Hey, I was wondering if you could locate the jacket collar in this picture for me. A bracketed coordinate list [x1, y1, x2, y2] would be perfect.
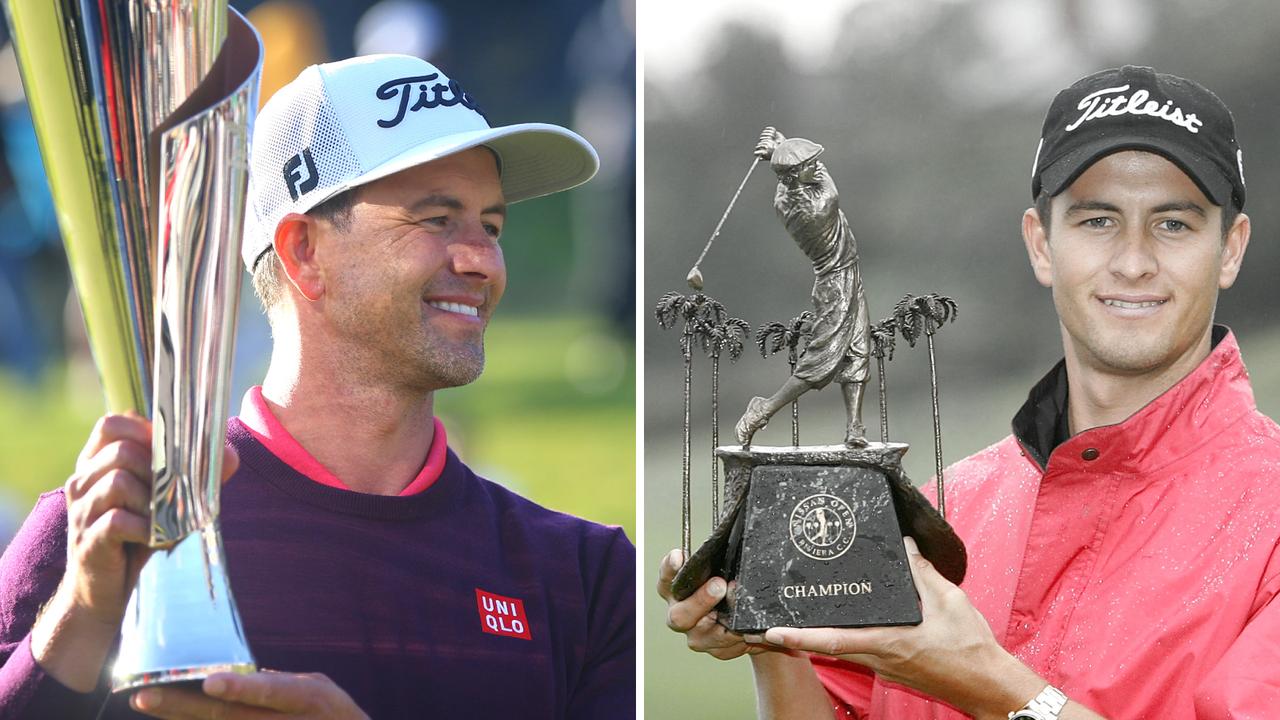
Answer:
[1012, 325, 1256, 475]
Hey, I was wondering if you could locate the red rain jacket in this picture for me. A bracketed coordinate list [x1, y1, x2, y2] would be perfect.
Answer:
[815, 328, 1280, 718]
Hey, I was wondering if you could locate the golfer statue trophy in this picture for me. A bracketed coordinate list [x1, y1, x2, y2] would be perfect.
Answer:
[658, 127, 967, 632]
[4, 0, 263, 689]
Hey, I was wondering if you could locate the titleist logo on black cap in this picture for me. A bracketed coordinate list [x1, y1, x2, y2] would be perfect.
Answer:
[375, 74, 486, 128]
[1067, 84, 1202, 134]
[1031, 66, 1245, 208]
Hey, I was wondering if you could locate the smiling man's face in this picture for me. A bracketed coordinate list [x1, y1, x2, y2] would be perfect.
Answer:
[315, 147, 507, 392]
[1023, 150, 1249, 380]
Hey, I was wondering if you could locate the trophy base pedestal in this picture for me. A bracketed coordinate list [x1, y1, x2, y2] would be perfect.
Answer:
[726, 445, 920, 633]
[113, 663, 258, 693]
[672, 442, 967, 632]
[112, 526, 257, 691]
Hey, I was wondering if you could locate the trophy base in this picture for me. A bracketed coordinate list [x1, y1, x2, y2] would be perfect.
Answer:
[112, 526, 257, 692]
[112, 662, 258, 693]
[727, 445, 920, 632]
[671, 442, 967, 632]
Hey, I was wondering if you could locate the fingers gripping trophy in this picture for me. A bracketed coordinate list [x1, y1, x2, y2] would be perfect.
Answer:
[662, 126, 966, 632]
[735, 127, 873, 449]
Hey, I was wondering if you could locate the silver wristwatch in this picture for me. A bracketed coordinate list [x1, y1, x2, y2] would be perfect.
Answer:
[1008, 685, 1068, 720]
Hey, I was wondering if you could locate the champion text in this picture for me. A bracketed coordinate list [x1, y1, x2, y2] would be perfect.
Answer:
[781, 581, 874, 599]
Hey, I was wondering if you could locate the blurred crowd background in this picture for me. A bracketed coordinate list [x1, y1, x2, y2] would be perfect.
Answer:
[0, 0, 635, 544]
[644, 0, 1280, 714]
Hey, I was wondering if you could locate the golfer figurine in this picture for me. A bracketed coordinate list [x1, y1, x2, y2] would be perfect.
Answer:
[735, 126, 871, 448]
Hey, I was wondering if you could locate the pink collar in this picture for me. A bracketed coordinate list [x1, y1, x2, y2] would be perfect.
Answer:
[236, 386, 447, 496]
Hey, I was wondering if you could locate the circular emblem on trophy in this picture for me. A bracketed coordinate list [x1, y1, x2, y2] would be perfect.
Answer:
[789, 493, 858, 560]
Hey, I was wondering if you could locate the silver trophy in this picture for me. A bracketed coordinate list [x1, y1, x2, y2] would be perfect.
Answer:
[4, 0, 262, 690]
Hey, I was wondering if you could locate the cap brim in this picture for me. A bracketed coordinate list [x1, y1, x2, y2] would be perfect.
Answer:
[1037, 136, 1233, 207]
[296, 122, 599, 213]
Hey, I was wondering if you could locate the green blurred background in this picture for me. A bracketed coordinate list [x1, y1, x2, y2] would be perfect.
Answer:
[0, 312, 635, 538]
[0, 0, 635, 544]
[644, 0, 1280, 715]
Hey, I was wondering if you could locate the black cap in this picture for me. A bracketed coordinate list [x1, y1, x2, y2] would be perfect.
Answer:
[1031, 65, 1245, 209]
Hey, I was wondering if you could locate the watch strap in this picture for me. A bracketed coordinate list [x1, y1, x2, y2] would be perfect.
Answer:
[1008, 684, 1068, 720]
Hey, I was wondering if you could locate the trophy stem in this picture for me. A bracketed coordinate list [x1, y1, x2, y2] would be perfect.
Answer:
[710, 357, 720, 524]
[113, 525, 256, 690]
[788, 360, 800, 445]
[681, 335, 692, 559]
[927, 335, 945, 518]
[876, 358, 889, 443]
[791, 400, 800, 447]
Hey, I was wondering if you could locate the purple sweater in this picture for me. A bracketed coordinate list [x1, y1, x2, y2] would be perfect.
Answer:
[0, 419, 635, 718]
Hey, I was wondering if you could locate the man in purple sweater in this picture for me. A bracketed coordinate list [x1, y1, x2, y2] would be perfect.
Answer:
[0, 55, 634, 719]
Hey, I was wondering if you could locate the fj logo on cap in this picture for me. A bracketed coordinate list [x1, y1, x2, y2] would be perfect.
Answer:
[475, 588, 532, 640]
[283, 148, 320, 201]
[375, 73, 486, 129]
[1066, 85, 1203, 134]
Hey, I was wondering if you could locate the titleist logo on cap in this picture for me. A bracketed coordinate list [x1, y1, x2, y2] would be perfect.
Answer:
[375, 73, 486, 129]
[1066, 84, 1202, 134]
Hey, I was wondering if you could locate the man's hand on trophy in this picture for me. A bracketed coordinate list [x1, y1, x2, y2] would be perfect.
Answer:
[30, 412, 241, 692]
[755, 126, 785, 160]
[61, 412, 156, 624]
[658, 549, 775, 660]
[130, 671, 370, 720]
[61, 412, 240, 624]
[760, 538, 1050, 719]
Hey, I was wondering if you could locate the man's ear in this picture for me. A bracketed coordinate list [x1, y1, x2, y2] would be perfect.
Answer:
[1218, 212, 1250, 290]
[1022, 207, 1054, 288]
[273, 213, 325, 302]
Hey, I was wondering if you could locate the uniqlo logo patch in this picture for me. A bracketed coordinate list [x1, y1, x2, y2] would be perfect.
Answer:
[475, 588, 532, 640]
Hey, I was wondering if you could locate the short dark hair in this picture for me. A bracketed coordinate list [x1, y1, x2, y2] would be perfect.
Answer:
[250, 189, 360, 312]
[307, 188, 358, 232]
[1034, 190, 1053, 236]
[1034, 189, 1241, 239]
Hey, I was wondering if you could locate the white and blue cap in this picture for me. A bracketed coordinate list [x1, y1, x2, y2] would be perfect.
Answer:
[242, 54, 600, 269]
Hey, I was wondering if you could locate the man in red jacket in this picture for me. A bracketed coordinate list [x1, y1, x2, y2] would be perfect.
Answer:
[661, 66, 1279, 719]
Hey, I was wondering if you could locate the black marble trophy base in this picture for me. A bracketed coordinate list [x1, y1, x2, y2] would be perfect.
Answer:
[671, 442, 967, 633]
[726, 445, 919, 632]
[731, 457, 919, 631]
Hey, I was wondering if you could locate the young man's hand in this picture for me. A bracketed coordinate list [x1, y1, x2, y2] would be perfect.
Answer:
[764, 538, 1103, 720]
[657, 549, 772, 660]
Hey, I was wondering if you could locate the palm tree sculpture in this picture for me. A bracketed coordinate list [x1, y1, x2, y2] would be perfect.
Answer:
[754, 311, 815, 446]
[698, 310, 750, 524]
[869, 317, 898, 444]
[893, 293, 959, 517]
[655, 291, 711, 558]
